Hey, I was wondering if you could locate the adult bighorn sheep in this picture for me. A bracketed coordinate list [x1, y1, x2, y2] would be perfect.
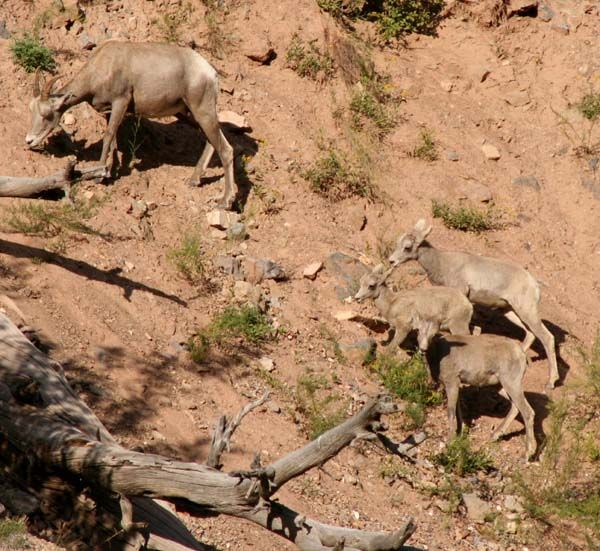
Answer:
[25, 41, 236, 209]
[415, 316, 536, 461]
[389, 219, 558, 391]
[354, 264, 473, 349]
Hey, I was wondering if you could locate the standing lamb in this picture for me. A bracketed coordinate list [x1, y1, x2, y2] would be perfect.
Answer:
[25, 41, 236, 209]
[388, 219, 558, 391]
[416, 316, 537, 461]
[354, 264, 473, 349]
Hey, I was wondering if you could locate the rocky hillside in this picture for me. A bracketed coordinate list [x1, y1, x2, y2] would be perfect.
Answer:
[0, 0, 599, 549]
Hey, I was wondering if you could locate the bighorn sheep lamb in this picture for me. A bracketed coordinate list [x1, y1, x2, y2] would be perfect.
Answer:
[25, 41, 236, 209]
[389, 219, 558, 391]
[354, 264, 473, 349]
[416, 316, 536, 460]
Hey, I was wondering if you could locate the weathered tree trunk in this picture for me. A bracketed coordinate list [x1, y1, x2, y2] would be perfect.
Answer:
[0, 161, 106, 198]
[0, 313, 419, 550]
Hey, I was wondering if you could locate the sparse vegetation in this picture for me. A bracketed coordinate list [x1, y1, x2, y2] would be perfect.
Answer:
[433, 431, 494, 476]
[155, 2, 193, 42]
[578, 91, 600, 122]
[553, 92, 600, 158]
[371, 352, 442, 428]
[286, 34, 335, 82]
[303, 147, 376, 201]
[0, 517, 27, 547]
[513, 334, 600, 543]
[317, 0, 445, 40]
[10, 34, 56, 73]
[350, 71, 397, 137]
[168, 231, 209, 286]
[4, 199, 97, 238]
[295, 372, 347, 439]
[410, 128, 438, 161]
[188, 305, 274, 364]
[431, 199, 500, 233]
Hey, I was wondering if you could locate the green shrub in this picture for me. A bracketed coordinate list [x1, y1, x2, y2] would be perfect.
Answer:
[11, 35, 56, 73]
[371, 352, 442, 427]
[286, 34, 335, 82]
[433, 431, 494, 476]
[168, 232, 208, 285]
[303, 148, 376, 201]
[295, 372, 347, 439]
[410, 128, 438, 161]
[0, 517, 27, 547]
[431, 199, 500, 233]
[317, 0, 445, 40]
[578, 92, 600, 122]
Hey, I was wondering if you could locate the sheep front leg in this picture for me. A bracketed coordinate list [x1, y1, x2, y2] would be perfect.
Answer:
[444, 381, 461, 439]
[99, 97, 130, 178]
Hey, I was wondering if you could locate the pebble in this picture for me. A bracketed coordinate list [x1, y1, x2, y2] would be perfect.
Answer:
[303, 261, 323, 280]
[481, 143, 501, 160]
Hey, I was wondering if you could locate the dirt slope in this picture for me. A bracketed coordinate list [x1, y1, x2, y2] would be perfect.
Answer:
[0, 0, 599, 549]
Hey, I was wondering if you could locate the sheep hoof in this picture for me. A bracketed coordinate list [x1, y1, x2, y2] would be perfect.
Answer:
[187, 177, 201, 188]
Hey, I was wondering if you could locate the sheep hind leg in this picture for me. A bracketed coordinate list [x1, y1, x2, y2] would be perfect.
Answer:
[504, 310, 535, 351]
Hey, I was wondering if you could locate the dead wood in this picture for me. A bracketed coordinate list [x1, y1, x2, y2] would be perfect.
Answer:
[0, 160, 106, 198]
[0, 313, 417, 550]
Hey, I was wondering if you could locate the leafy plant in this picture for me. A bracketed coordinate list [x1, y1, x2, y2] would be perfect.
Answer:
[578, 91, 600, 122]
[433, 431, 494, 476]
[11, 34, 56, 72]
[168, 232, 209, 286]
[371, 352, 442, 428]
[295, 372, 347, 439]
[303, 147, 376, 201]
[156, 2, 193, 42]
[286, 34, 335, 82]
[0, 517, 27, 547]
[410, 128, 438, 161]
[431, 199, 501, 233]
[4, 199, 97, 237]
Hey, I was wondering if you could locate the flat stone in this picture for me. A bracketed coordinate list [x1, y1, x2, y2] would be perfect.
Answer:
[214, 255, 243, 278]
[446, 150, 460, 161]
[503, 495, 525, 513]
[481, 143, 501, 160]
[440, 80, 454, 92]
[233, 280, 263, 306]
[227, 222, 247, 241]
[459, 181, 493, 203]
[507, 0, 538, 17]
[258, 356, 275, 371]
[242, 257, 285, 284]
[337, 338, 376, 365]
[303, 261, 323, 280]
[538, 2, 555, 21]
[324, 252, 370, 300]
[206, 209, 240, 230]
[462, 493, 492, 523]
[513, 175, 540, 191]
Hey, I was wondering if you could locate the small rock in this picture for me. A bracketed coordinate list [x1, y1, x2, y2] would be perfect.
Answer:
[242, 257, 285, 284]
[446, 150, 460, 161]
[214, 255, 243, 278]
[481, 143, 501, 160]
[150, 429, 167, 442]
[123, 261, 135, 272]
[434, 498, 454, 513]
[503, 495, 525, 513]
[79, 33, 96, 50]
[227, 222, 247, 241]
[507, 0, 538, 17]
[129, 199, 148, 219]
[269, 402, 281, 414]
[337, 338, 376, 365]
[538, 2, 555, 21]
[303, 261, 323, 280]
[513, 175, 540, 191]
[219, 110, 250, 130]
[506, 519, 518, 534]
[440, 80, 454, 92]
[462, 493, 492, 523]
[258, 356, 275, 372]
[325, 252, 370, 301]
[0, 21, 10, 39]
[475, 66, 491, 83]
[207, 209, 240, 230]
[459, 181, 493, 203]
[551, 21, 569, 34]
[62, 112, 76, 126]
[233, 280, 263, 306]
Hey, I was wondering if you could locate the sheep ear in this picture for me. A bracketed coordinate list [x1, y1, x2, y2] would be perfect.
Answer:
[414, 219, 432, 242]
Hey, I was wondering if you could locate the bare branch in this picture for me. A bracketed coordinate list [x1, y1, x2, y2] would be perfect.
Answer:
[206, 392, 270, 469]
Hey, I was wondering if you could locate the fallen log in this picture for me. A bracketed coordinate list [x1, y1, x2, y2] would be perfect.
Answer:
[0, 313, 418, 550]
[0, 160, 106, 198]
